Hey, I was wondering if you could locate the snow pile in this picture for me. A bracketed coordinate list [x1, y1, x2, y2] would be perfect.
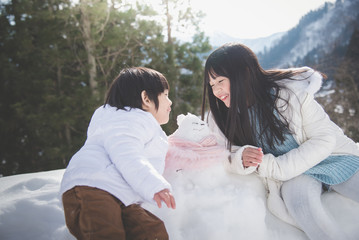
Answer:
[0, 170, 75, 240]
[1, 166, 359, 240]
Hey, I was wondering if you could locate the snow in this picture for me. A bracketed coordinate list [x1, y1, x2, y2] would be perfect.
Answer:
[1, 166, 359, 240]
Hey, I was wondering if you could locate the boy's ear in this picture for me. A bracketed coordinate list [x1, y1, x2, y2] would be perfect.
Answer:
[141, 90, 151, 109]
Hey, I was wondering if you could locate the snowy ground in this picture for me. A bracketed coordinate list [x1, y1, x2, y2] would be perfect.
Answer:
[1, 166, 359, 240]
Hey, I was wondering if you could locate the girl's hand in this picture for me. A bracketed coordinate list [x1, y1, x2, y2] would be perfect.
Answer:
[153, 189, 176, 209]
[242, 147, 263, 168]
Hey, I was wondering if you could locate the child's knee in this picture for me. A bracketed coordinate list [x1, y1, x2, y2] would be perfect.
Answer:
[62, 188, 82, 238]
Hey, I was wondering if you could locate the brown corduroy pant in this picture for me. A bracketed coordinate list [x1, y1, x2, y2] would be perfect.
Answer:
[62, 186, 169, 240]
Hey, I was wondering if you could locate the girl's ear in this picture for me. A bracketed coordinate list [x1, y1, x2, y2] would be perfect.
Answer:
[141, 90, 151, 110]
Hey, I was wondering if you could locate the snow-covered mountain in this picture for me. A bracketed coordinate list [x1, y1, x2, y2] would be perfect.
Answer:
[209, 31, 285, 54]
[258, 0, 359, 68]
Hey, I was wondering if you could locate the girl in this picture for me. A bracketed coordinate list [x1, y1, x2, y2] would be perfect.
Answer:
[201, 43, 359, 240]
[60, 67, 175, 240]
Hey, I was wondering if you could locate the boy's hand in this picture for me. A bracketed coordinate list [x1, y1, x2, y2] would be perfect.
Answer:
[242, 147, 263, 168]
[153, 189, 176, 209]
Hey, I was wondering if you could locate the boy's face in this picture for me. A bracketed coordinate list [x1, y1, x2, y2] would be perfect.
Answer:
[146, 89, 172, 125]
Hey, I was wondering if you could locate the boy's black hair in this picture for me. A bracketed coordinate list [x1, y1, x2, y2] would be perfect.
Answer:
[105, 67, 169, 110]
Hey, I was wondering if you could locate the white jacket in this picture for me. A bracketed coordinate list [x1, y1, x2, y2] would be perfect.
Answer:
[208, 67, 359, 226]
[60, 106, 171, 206]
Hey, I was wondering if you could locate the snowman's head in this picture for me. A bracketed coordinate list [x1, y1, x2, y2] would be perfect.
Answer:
[171, 113, 211, 142]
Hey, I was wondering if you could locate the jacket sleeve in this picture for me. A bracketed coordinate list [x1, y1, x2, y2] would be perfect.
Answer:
[223, 145, 258, 175]
[257, 91, 338, 181]
[103, 115, 171, 203]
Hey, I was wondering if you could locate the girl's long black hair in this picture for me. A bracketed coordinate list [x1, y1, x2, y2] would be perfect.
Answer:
[201, 43, 308, 150]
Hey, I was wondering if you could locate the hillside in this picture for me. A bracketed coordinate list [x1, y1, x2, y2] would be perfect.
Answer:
[258, 0, 359, 69]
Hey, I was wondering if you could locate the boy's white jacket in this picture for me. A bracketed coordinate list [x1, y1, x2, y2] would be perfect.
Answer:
[208, 67, 359, 226]
[60, 106, 171, 206]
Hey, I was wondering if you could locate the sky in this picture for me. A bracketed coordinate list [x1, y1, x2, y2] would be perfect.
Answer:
[1, 164, 359, 239]
[189, 0, 336, 39]
[0, 0, 337, 39]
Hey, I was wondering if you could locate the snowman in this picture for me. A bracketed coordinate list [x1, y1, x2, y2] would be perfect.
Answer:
[144, 113, 271, 240]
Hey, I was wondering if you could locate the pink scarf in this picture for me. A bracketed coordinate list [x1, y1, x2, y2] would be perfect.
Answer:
[165, 135, 229, 171]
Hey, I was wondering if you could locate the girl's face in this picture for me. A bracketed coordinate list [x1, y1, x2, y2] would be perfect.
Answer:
[146, 89, 172, 125]
[209, 75, 231, 107]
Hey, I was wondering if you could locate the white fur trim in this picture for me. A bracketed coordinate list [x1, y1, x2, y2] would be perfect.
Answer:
[223, 145, 257, 175]
[280, 67, 323, 95]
